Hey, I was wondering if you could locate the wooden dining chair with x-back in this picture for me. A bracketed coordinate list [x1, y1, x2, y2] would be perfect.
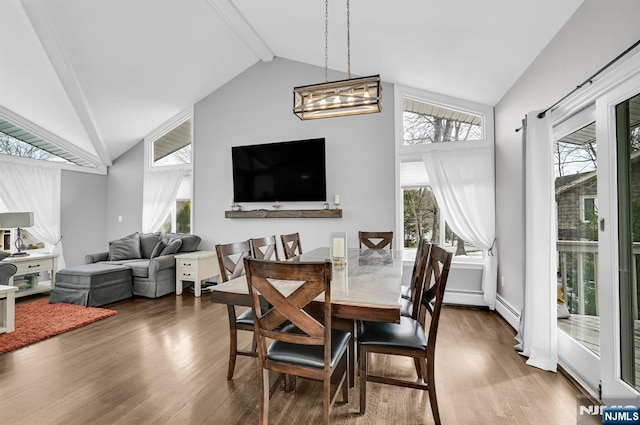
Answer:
[250, 235, 280, 261]
[244, 257, 350, 425]
[358, 244, 452, 425]
[358, 231, 393, 250]
[280, 232, 303, 259]
[215, 240, 255, 380]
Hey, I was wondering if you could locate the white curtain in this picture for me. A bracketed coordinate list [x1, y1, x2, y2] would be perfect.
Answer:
[514, 111, 557, 372]
[0, 161, 65, 269]
[422, 139, 498, 309]
[142, 169, 188, 233]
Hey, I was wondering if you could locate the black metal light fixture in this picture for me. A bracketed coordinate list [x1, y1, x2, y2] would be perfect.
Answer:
[293, 0, 381, 120]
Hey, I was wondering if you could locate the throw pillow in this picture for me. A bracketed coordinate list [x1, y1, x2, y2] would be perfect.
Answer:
[160, 238, 182, 256]
[139, 232, 161, 259]
[108, 233, 142, 261]
[150, 240, 166, 259]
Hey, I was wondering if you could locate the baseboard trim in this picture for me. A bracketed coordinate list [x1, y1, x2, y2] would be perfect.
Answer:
[495, 294, 520, 330]
[443, 290, 486, 307]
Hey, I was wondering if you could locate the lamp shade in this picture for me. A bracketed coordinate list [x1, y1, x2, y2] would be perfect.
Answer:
[0, 212, 34, 229]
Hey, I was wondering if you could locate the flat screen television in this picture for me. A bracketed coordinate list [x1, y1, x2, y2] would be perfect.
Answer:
[232, 138, 326, 203]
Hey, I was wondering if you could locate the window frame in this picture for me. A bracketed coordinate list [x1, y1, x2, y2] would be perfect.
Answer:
[144, 108, 193, 172]
[144, 108, 194, 233]
[394, 85, 494, 265]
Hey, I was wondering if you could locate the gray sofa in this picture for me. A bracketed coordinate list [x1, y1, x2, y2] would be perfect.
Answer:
[84, 232, 201, 298]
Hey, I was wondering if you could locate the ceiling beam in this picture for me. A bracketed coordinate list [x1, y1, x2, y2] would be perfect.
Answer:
[18, 0, 112, 166]
[207, 0, 274, 62]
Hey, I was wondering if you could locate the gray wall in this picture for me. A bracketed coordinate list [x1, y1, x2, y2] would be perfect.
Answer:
[193, 58, 396, 253]
[61, 169, 107, 266]
[494, 0, 640, 310]
[106, 141, 144, 241]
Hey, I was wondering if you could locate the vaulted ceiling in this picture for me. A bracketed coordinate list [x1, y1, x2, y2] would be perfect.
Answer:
[0, 0, 583, 167]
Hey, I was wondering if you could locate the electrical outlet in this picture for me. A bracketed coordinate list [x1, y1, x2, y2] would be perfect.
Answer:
[118, 215, 123, 223]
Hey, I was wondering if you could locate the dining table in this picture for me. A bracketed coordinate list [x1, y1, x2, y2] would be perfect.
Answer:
[210, 246, 404, 386]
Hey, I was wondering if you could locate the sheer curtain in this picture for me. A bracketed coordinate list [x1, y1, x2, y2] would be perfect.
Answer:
[422, 139, 498, 309]
[142, 169, 188, 233]
[0, 161, 65, 269]
[514, 111, 557, 372]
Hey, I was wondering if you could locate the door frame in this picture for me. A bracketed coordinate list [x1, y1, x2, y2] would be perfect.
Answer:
[597, 72, 640, 400]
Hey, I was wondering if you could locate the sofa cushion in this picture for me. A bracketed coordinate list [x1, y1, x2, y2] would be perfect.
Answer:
[161, 239, 182, 256]
[150, 240, 166, 259]
[125, 260, 151, 278]
[139, 232, 161, 259]
[108, 233, 141, 261]
[162, 233, 201, 253]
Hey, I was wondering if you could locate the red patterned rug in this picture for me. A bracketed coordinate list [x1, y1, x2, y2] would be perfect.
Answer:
[0, 300, 117, 354]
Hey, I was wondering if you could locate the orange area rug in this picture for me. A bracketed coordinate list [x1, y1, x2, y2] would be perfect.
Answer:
[0, 299, 116, 354]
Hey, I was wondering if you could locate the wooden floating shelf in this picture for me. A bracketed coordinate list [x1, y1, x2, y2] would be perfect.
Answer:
[225, 209, 342, 219]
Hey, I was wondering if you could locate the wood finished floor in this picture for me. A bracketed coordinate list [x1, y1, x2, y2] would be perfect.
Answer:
[0, 294, 597, 425]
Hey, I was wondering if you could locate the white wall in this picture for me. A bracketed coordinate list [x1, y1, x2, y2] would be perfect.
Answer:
[193, 58, 396, 253]
[495, 0, 640, 312]
[61, 169, 107, 266]
[106, 141, 144, 241]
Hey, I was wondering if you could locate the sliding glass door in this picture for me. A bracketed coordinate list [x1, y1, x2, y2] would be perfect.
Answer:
[615, 91, 640, 391]
[598, 73, 640, 400]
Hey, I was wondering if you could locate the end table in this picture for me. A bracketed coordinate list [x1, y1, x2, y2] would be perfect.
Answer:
[175, 251, 220, 297]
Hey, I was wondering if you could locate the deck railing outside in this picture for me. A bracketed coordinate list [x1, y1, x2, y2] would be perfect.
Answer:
[558, 240, 639, 319]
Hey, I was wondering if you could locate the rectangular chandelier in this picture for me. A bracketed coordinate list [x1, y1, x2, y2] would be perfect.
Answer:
[293, 75, 382, 120]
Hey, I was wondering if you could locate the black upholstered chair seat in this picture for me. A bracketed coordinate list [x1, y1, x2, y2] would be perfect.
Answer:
[359, 316, 427, 351]
[235, 309, 254, 326]
[267, 327, 351, 369]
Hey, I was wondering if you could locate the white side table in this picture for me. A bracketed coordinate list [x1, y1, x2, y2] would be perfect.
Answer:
[0, 284, 19, 333]
[175, 251, 220, 297]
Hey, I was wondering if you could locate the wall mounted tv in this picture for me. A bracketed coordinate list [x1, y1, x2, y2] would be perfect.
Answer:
[232, 138, 326, 203]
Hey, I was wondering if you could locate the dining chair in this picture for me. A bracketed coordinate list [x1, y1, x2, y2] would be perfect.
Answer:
[358, 244, 452, 425]
[244, 257, 350, 425]
[250, 235, 280, 261]
[215, 240, 255, 380]
[280, 232, 303, 259]
[400, 237, 431, 318]
[358, 231, 393, 250]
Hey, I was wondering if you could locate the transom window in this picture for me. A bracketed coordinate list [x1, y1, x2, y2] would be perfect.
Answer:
[151, 117, 192, 167]
[0, 119, 94, 167]
[402, 97, 483, 145]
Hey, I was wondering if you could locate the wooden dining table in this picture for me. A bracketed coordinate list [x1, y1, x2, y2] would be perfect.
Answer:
[210, 247, 404, 385]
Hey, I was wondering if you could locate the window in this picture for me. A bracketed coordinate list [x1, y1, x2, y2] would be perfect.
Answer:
[402, 97, 483, 146]
[151, 117, 192, 167]
[160, 175, 192, 233]
[396, 87, 493, 262]
[144, 110, 193, 233]
[402, 185, 481, 259]
[581, 196, 597, 223]
[0, 118, 95, 168]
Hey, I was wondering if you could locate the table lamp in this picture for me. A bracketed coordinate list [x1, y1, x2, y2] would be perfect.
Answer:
[0, 212, 34, 257]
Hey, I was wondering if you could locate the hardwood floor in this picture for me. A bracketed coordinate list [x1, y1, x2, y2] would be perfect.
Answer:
[1, 294, 597, 425]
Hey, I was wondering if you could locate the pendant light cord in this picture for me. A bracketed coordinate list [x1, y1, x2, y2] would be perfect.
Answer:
[324, 0, 352, 82]
[347, 0, 351, 79]
[324, 0, 329, 82]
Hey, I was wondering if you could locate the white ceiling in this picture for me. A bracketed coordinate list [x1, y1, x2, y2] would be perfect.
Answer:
[0, 0, 583, 167]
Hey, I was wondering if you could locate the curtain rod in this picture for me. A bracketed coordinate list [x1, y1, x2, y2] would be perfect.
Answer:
[515, 38, 640, 133]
